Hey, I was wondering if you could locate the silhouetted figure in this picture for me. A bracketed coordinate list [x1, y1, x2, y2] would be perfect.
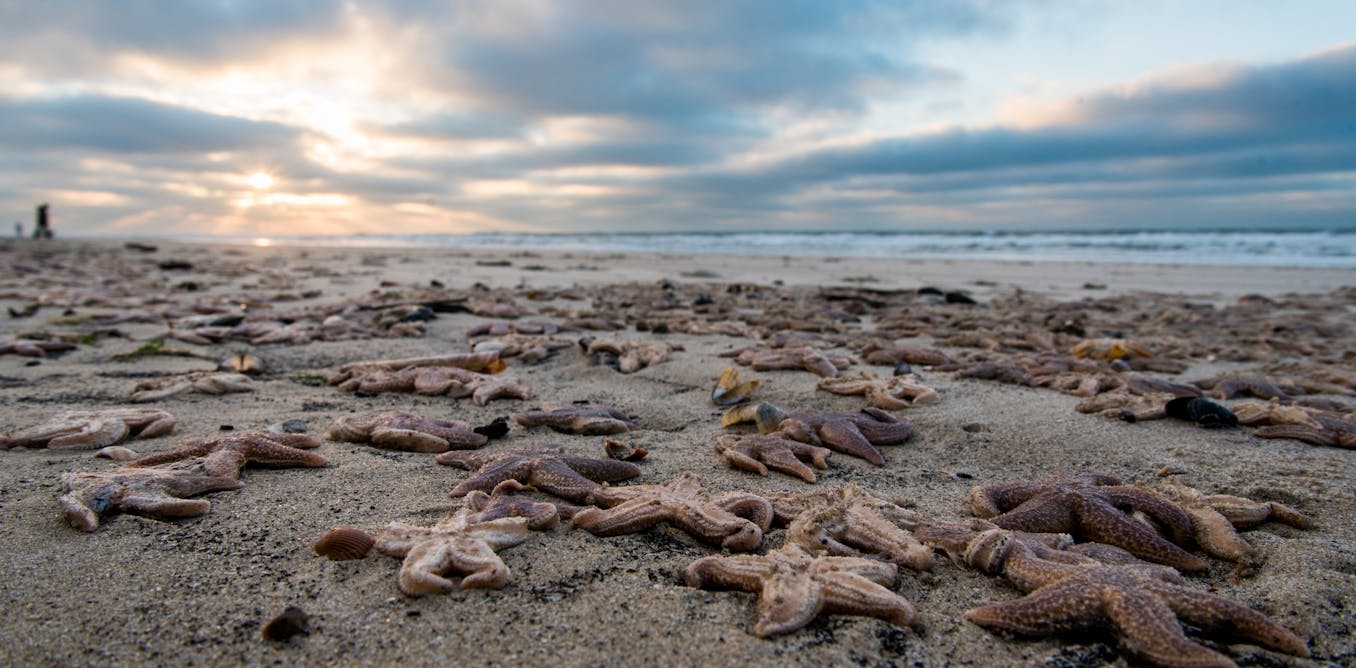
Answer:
[33, 203, 52, 239]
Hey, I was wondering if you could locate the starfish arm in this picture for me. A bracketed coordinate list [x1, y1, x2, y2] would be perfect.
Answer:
[47, 419, 129, 449]
[128, 442, 215, 467]
[865, 386, 913, 410]
[447, 539, 515, 589]
[569, 499, 667, 536]
[58, 493, 104, 531]
[398, 543, 460, 596]
[447, 458, 536, 497]
[816, 421, 885, 465]
[1104, 587, 1237, 668]
[1151, 583, 1310, 658]
[1184, 505, 1255, 561]
[999, 542, 1090, 591]
[970, 481, 1048, 517]
[371, 427, 451, 453]
[990, 498, 1077, 535]
[817, 570, 917, 629]
[528, 459, 609, 502]
[136, 415, 177, 439]
[558, 455, 643, 484]
[755, 444, 820, 483]
[119, 492, 216, 519]
[854, 409, 914, 444]
[715, 494, 775, 533]
[839, 511, 934, 570]
[237, 435, 329, 467]
[667, 503, 763, 551]
[717, 443, 773, 477]
[1072, 495, 1209, 572]
[754, 570, 823, 637]
[966, 579, 1105, 635]
[1104, 486, 1198, 545]
[374, 523, 435, 557]
[434, 449, 496, 469]
[683, 554, 773, 591]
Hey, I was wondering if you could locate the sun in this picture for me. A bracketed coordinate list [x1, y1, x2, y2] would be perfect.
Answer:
[247, 171, 275, 190]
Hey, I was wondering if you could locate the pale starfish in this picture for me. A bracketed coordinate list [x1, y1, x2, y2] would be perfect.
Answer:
[782, 485, 934, 570]
[911, 520, 1075, 574]
[374, 507, 531, 595]
[966, 540, 1309, 668]
[1230, 398, 1323, 429]
[683, 542, 918, 637]
[816, 373, 940, 410]
[470, 333, 573, 363]
[582, 337, 683, 373]
[777, 408, 914, 466]
[327, 351, 506, 388]
[968, 473, 1208, 572]
[729, 345, 851, 378]
[0, 338, 77, 357]
[61, 432, 325, 531]
[59, 457, 244, 531]
[713, 433, 830, 483]
[128, 432, 328, 469]
[336, 365, 531, 406]
[1152, 479, 1313, 564]
[436, 446, 642, 502]
[129, 372, 254, 403]
[329, 411, 488, 453]
[512, 405, 635, 435]
[1, 408, 176, 450]
[570, 472, 772, 551]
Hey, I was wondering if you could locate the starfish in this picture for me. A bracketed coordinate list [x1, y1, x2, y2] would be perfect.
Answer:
[329, 411, 488, 453]
[374, 507, 531, 595]
[129, 372, 254, 402]
[465, 479, 574, 529]
[570, 472, 772, 551]
[911, 520, 1076, 574]
[1151, 479, 1313, 564]
[1, 407, 176, 450]
[0, 338, 77, 357]
[816, 373, 940, 410]
[59, 457, 245, 531]
[777, 408, 914, 466]
[1253, 411, 1356, 448]
[729, 345, 851, 378]
[512, 405, 635, 435]
[470, 333, 573, 363]
[782, 485, 934, 570]
[859, 343, 955, 368]
[327, 351, 506, 388]
[683, 542, 918, 637]
[713, 433, 830, 483]
[436, 446, 642, 502]
[966, 540, 1309, 668]
[334, 364, 532, 406]
[968, 473, 1208, 572]
[60, 432, 326, 531]
[128, 432, 329, 469]
[1230, 398, 1323, 429]
[582, 337, 682, 373]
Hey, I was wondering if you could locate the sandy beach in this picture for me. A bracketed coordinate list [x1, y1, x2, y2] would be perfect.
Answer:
[1, 238, 1353, 668]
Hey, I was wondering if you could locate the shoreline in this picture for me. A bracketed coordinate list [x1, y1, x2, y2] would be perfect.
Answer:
[1, 238, 1352, 667]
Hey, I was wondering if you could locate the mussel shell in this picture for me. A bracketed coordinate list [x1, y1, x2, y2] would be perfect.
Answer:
[313, 527, 375, 561]
[1165, 396, 1238, 429]
[261, 605, 310, 641]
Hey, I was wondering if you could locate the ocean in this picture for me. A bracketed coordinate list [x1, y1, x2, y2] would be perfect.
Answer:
[186, 229, 1356, 268]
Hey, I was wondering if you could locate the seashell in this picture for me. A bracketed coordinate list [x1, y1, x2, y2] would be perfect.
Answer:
[1071, 338, 1152, 361]
[711, 367, 763, 406]
[220, 353, 266, 374]
[261, 605, 310, 641]
[473, 416, 511, 440]
[604, 439, 648, 462]
[720, 402, 788, 434]
[95, 445, 139, 461]
[313, 527, 375, 561]
[1165, 396, 1238, 429]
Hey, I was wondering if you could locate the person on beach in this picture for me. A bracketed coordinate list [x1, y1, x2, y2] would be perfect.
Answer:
[32, 203, 52, 239]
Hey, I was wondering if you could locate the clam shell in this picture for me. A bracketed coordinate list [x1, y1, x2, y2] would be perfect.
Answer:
[313, 527, 375, 561]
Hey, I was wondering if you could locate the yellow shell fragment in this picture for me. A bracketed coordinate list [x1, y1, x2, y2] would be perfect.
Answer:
[711, 367, 764, 406]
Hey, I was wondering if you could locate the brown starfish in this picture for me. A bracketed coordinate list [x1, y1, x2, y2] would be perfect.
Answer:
[329, 411, 488, 453]
[1252, 411, 1356, 448]
[730, 345, 850, 378]
[128, 432, 328, 469]
[334, 365, 532, 405]
[1, 408, 176, 450]
[1230, 398, 1323, 429]
[816, 373, 940, 410]
[374, 507, 531, 595]
[465, 479, 572, 529]
[0, 338, 77, 357]
[713, 433, 830, 483]
[781, 485, 934, 570]
[327, 351, 506, 388]
[436, 446, 642, 502]
[570, 472, 772, 551]
[512, 405, 635, 435]
[129, 372, 254, 402]
[777, 408, 914, 466]
[968, 473, 1208, 572]
[967, 540, 1309, 668]
[582, 337, 682, 373]
[683, 542, 918, 637]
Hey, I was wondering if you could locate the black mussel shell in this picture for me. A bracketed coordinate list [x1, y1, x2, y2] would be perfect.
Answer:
[1165, 396, 1238, 429]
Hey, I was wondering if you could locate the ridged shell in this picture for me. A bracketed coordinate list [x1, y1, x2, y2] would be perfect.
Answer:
[313, 527, 375, 561]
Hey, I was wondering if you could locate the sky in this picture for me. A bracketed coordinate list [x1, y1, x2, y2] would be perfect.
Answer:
[1, 1, 1353, 238]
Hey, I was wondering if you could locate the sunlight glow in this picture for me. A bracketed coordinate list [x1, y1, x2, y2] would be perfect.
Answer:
[247, 172, 275, 190]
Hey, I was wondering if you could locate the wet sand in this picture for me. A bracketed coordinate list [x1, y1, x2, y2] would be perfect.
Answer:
[1, 239, 1352, 667]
